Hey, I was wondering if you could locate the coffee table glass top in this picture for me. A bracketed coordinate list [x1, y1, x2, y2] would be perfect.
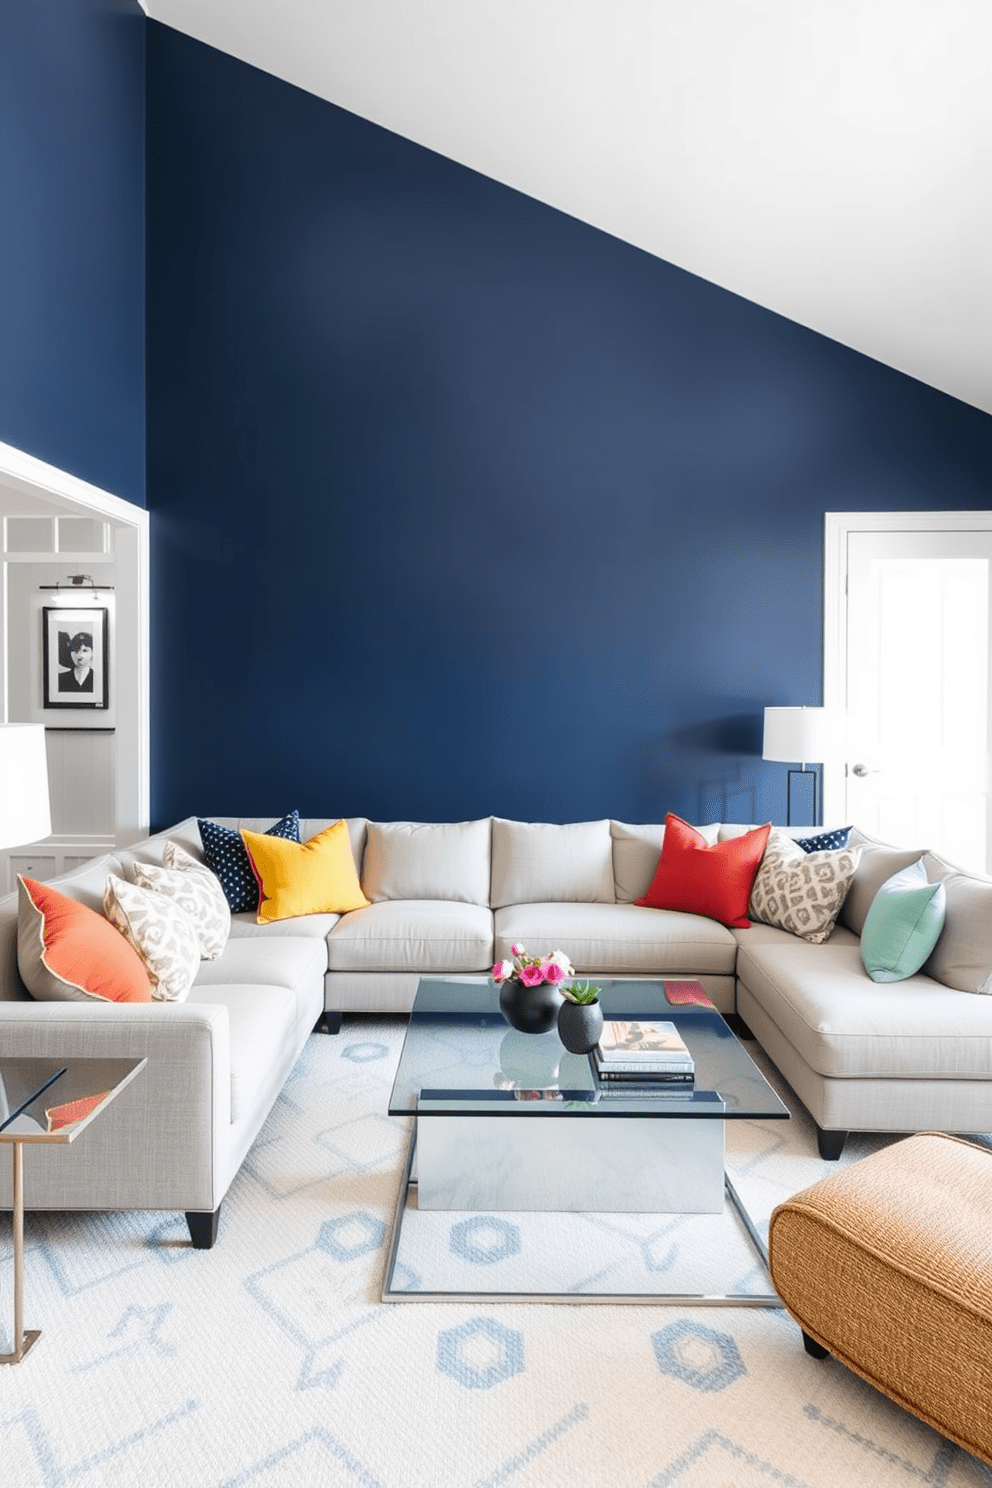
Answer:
[0, 1058, 146, 1144]
[388, 978, 789, 1120]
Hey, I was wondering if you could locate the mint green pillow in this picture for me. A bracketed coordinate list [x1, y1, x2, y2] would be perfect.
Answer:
[860, 859, 946, 983]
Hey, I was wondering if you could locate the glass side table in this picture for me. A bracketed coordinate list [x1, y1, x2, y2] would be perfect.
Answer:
[1, 1056, 146, 1364]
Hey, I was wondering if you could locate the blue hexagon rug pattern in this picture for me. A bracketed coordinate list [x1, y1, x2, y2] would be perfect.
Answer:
[1, 1019, 990, 1488]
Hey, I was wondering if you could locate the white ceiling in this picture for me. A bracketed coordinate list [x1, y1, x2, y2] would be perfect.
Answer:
[141, 0, 992, 415]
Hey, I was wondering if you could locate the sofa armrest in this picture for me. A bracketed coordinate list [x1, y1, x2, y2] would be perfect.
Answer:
[0, 1000, 232, 1214]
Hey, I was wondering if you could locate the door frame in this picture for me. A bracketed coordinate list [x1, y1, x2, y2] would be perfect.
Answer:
[0, 439, 149, 844]
[823, 510, 992, 827]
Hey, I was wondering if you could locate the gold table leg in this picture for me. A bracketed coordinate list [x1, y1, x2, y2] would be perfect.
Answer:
[1, 1142, 40, 1364]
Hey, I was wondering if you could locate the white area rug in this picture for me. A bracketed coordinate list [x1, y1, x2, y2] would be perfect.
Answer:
[2, 1017, 991, 1488]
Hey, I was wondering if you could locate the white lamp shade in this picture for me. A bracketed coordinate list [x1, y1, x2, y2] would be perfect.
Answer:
[0, 725, 52, 849]
[762, 707, 832, 765]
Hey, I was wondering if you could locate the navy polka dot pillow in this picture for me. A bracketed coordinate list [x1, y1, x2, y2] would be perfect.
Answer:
[794, 826, 852, 853]
[197, 811, 301, 913]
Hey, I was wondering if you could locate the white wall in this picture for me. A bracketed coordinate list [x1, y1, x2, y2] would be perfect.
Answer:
[143, 0, 992, 414]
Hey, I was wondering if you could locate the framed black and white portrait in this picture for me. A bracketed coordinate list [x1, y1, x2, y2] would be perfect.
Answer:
[42, 607, 109, 710]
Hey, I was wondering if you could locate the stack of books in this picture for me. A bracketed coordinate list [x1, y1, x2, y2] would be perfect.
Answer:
[593, 1019, 695, 1085]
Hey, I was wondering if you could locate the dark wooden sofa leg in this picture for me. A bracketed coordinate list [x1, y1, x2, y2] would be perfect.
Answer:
[802, 1329, 830, 1360]
[186, 1206, 221, 1249]
[314, 1010, 342, 1035]
[816, 1125, 848, 1161]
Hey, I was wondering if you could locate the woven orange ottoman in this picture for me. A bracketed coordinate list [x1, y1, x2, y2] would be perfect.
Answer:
[768, 1132, 992, 1467]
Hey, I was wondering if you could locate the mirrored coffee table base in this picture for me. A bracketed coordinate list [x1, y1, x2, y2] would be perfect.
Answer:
[382, 1130, 781, 1306]
[382, 978, 789, 1307]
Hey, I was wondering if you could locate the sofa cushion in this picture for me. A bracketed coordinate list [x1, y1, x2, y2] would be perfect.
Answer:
[132, 844, 231, 960]
[193, 935, 328, 990]
[636, 816, 770, 928]
[748, 830, 860, 944]
[242, 820, 369, 922]
[841, 828, 926, 935]
[735, 936, 992, 1078]
[199, 811, 301, 913]
[227, 909, 341, 940]
[194, 936, 328, 1025]
[611, 820, 720, 903]
[186, 981, 298, 1123]
[17, 875, 153, 1004]
[921, 851, 992, 995]
[326, 900, 493, 973]
[116, 817, 204, 873]
[491, 819, 615, 908]
[494, 902, 738, 976]
[103, 874, 201, 1003]
[861, 859, 946, 983]
[25, 853, 125, 914]
[362, 819, 491, 906]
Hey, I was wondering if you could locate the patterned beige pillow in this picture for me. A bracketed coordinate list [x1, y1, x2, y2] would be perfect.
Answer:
[132, 842, 231, 959]
[103, 874, 200, 1001]
[748, 830, 861, 943]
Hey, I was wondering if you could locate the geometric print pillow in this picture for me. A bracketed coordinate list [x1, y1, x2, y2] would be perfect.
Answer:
[748, 830, 862, 944]
[197, 811, 301, 913]
[133, 845, 231, 960]
[103, 874, 201, 1002]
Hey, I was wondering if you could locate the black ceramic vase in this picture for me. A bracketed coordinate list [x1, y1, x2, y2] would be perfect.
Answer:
[498, 978, 565, 1034]
[557, 999, 604, 1055]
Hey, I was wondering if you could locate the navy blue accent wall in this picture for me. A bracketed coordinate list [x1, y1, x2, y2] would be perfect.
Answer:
[0, 0, 145, 505]
[147, 25, 992, 829]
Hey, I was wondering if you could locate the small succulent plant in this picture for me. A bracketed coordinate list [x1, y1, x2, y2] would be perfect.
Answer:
[560, 980, 601, 1005]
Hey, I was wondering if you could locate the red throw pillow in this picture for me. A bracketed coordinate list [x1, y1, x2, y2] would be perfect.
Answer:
[635, 815, 771, 928]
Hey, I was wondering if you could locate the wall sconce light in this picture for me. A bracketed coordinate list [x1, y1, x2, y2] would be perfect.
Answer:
[39, 575, 114, 602]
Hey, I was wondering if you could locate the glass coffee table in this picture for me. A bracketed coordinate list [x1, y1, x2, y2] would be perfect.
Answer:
[1, 1056, 146, 1363]
[383, 978, 789, 1305]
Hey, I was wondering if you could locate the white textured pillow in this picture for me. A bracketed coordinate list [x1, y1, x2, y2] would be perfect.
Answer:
[103, 874, 200, 1002]
[748, 830, 861, 944]
[131, 843, 232, 959]
[491, 819, 615, 909]
[362, 820, 491, 905]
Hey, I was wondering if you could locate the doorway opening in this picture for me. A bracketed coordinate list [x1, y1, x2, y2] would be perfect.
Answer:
[824, 511, 992, 874]
[0, 440, 149, 890]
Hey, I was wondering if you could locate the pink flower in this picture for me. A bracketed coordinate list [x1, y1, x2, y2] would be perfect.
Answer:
[492, 959, 514, 983]
[510, 943, 525, 957]
[519, 964, 544, 987]
[541, 958, 565, 984]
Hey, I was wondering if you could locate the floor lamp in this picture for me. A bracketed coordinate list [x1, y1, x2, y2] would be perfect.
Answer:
[763, 707, 829, 827]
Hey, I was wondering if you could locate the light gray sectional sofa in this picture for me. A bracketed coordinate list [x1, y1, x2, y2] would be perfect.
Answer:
[2, 813, 992, 1247]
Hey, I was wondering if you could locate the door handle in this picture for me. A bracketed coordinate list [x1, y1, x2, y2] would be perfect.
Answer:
[851, 763, 880, 778]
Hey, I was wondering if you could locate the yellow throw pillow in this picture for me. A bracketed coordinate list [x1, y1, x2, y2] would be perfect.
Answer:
[241, 820, 369, 922]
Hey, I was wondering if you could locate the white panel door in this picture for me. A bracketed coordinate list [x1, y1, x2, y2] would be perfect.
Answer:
[845, 529, 992, 873]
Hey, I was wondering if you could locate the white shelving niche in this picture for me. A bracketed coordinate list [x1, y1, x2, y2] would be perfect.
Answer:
[0, 443, 149, 894]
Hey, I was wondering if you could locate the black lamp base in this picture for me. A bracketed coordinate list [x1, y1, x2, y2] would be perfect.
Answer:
[786, 768, 818, 828]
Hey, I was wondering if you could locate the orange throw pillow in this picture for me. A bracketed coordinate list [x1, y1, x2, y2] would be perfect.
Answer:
[635, 815, 771, 928]
[17, 876, 154, 1003]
